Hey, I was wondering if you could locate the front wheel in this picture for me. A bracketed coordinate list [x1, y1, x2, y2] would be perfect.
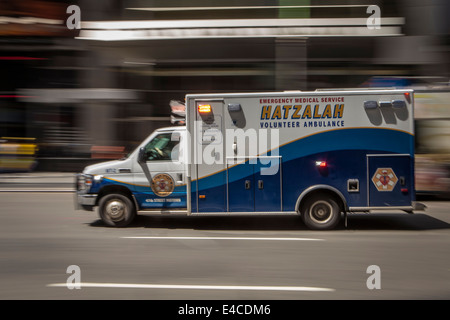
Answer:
[98, 193, 136, 227]
[301, 194, 341, 230]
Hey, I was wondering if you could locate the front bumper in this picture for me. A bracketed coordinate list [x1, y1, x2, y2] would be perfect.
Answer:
[75, 173, 98, 210]
[77, 193, 97, 206]
[74, 192, 97, 211]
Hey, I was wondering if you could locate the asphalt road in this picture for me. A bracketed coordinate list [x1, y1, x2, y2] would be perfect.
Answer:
[0, 192, 449, 301]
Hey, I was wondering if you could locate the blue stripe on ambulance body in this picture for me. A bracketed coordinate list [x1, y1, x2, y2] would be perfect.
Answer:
[193, 128, 414, 212]
[133, 184, 187, 209]
[90, 178, 187, 209]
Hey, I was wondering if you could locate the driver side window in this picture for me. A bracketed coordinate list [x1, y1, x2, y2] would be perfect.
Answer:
[143, 133, 180, 161]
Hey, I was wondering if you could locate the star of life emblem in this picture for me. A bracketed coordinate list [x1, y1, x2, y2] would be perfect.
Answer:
[372, 168, 398, 192]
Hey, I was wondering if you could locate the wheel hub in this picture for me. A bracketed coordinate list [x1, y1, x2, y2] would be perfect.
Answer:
[106, 200, 125, 221]
[310, 200, 333, 224]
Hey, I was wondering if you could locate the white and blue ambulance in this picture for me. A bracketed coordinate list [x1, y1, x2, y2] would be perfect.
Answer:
[76, 89, 423, 229]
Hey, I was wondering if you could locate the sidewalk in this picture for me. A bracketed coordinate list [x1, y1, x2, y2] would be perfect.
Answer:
[0, 172, 76, 192]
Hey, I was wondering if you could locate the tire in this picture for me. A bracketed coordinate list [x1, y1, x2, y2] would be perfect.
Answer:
[301, 194, 341, 230]
[98, 193, 136, 227]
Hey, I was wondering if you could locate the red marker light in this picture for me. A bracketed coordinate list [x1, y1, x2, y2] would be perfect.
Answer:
[404, 92, 411, 103]
[315, 161, 327, 168]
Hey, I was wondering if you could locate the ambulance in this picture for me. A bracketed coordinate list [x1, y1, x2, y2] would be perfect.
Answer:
[75, 89, 423, 230]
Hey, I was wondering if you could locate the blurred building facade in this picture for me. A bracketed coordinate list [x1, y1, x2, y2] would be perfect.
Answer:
[0, 0, 449, 173]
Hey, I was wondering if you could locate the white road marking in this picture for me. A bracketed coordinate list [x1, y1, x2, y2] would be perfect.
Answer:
[121, 236, 324, 241]
[47, 282, 334, 292]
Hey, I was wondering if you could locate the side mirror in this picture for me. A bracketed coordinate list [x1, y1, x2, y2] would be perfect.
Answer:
[138, 147, 146, 163]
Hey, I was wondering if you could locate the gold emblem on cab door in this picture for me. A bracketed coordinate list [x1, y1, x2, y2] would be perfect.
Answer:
[151, 173, 175, 197]
[372, 168, 398, 192]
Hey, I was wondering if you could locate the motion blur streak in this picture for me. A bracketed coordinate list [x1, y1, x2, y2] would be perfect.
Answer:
[0, 1, 449, 192]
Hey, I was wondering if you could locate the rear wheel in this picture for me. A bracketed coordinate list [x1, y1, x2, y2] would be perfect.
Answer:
[98, 193, 136, 227]
[301, 194, 341, 230]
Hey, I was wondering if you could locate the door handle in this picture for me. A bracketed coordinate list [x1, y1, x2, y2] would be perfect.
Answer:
[258, 180, 264, 189]
[245, 180, 251, 190]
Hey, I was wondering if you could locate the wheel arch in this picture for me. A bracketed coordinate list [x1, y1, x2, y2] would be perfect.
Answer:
[295, 185, 348, 215]
[96, 184, 138, 210]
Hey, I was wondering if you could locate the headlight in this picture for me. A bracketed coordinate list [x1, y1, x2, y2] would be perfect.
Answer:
[77, 174, 93, 191]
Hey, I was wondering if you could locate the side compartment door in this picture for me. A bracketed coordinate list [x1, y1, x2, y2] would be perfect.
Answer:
[254, 156, 282, 212]
[194, 100, 227, 212]
[227, 158, 254, 212]
[368, 154, 413, 207]
[227, 157, 282, 212]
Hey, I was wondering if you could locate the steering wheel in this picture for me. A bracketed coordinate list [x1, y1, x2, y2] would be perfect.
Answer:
[154, 147, 166, 157]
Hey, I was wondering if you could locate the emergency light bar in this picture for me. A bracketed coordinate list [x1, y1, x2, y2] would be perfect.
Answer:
[364, 99, 408, 110]
[198, 104, 212, 113]
[227, 103, 242, 112]
[392, 100, 406, 108]
[379, 101, 392, 108]
[364, 101, 378, 109]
